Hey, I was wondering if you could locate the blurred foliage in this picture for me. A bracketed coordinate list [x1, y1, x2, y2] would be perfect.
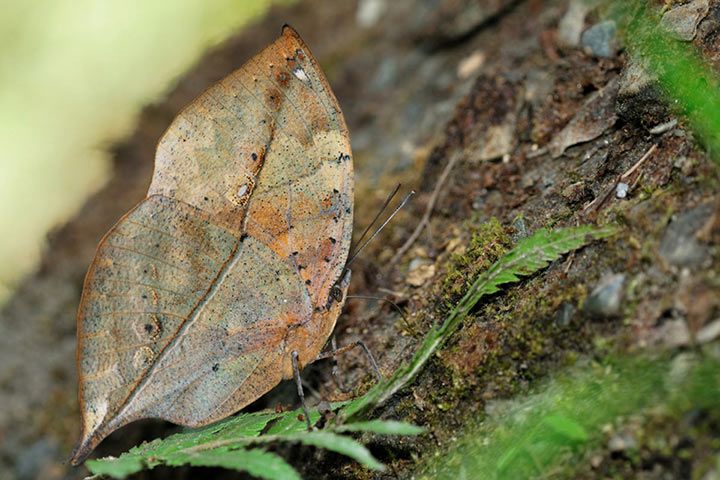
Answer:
[0, 0, 285, 304]
[416, 354, 720, 479]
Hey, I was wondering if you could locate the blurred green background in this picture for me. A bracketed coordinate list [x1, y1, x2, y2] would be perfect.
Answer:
[0, 0, 282, 304]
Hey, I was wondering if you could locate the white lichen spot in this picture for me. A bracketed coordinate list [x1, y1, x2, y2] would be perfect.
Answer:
[235, 176, 255, 206]
[226, 176, 254, 206]
[293, 67, 309, 83]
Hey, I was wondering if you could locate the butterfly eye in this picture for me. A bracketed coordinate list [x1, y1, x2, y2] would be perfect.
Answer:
[329, 284, 344, 304]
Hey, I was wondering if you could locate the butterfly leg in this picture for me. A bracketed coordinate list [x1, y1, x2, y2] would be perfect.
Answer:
[291, 350, 313, 431]
[328, 336, 349, 393]
[316, 336, 383, 393]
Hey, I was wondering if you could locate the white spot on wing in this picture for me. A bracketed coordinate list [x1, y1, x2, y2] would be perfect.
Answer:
[293, 67, 309, 83]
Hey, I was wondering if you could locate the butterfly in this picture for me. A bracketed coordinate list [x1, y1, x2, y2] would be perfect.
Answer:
[71, 25, 355, 464]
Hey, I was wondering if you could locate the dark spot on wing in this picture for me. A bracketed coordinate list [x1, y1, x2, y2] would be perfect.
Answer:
[266, 88, 282, 110]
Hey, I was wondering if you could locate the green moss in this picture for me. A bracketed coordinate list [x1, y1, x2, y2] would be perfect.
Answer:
[438, 218, 513, 307]
[403, 277, 600, 448]
[352, 222, 626, 477]
[416, 354, 720, 479]
[384, 223, 634, 474]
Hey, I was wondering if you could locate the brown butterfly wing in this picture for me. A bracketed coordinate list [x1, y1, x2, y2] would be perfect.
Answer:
[72, 26, 353, 463]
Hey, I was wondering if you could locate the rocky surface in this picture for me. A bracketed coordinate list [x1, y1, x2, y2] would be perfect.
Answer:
[1, 0, 719, 479]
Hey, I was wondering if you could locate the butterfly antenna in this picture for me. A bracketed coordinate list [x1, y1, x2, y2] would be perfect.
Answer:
[350, 183, 401, 257]
[346, 189, 415, 267]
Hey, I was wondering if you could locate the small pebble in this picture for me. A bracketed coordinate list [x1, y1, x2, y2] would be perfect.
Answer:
[406, 259, 436, 287]
[511, 216, 529, 241]
[658, 319, 691, 348]
[581, 20, 618, 58]
[696, 319, 720, 344]
[659, 202, 714, 269]
[660, 0, 709, 41]
[457, 51, 486, 79]
[356, 0, 386, 28]
[584, 273, 626, 319]
[615, 182, 629, 199]
[608, 431, 637, 452]
[649, 119, 677, 135]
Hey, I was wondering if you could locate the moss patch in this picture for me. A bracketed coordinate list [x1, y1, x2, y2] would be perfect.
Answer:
[438, 217, 513, 307]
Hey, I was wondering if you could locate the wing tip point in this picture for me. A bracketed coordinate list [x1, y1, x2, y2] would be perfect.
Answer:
[281, 23, 298, 37]
[69, 435, 95, 467]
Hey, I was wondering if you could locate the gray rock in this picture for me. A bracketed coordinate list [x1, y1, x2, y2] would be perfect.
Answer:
[357, 0, 386, 28]
[511, 216, 529, 241]
[657, 319, 691, 348]
[696, 319, 720, 344]
[581, 20, 618, 57]
[659, 202, 714, 269]
[661, 0, 709, 41]
[584, 273, 626, 319]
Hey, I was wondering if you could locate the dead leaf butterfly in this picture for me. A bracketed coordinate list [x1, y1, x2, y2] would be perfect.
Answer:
[71, 25, 354, 464]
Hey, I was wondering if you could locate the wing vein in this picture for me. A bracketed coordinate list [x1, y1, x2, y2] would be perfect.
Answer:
[104, 243, 204, 277]
[122, 219, 219, 266]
